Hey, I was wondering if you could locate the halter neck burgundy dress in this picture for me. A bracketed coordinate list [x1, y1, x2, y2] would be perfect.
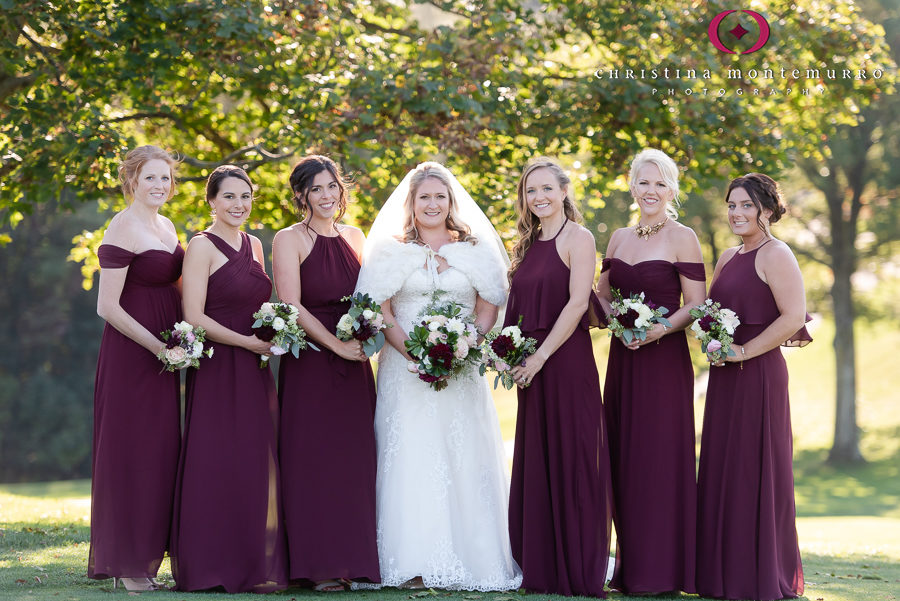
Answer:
[601, 258, 704, 594]
[277, 230, 379, 585]
[504, 222, 613, 597]
[89, 244, 183, 581]
[170, 231, 287, 593]
[697, 242, 810, 600]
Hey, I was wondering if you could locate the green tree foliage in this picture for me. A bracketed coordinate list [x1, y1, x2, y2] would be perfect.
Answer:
[0, 0, 894, 479]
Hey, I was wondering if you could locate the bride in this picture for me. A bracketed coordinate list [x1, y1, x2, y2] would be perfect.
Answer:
[355, 162, 522, 591]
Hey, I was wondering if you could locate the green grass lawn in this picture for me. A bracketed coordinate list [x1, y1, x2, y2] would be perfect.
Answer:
[2, 318, 897, 600]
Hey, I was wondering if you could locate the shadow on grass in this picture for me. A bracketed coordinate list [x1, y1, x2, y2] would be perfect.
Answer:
[0, 479, 90, 498]
[793, 428, 900, 518]
[801, 549, 900, 601]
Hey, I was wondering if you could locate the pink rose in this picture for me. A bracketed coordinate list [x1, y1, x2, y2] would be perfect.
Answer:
[427, 331, 442, 344]
[407, 361, 419, 373]
[454, 339, 470, 359]
[707, 339, 722, 353]
[496, 361, 510, 372]
[186, 331, 196, 343]
[270, 345, 288, 356]
[165, 346, 187, 365]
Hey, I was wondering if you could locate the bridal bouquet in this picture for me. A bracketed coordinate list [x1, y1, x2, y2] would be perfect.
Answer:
[405, 298, 482, 391]
[479, 319, 538, 390]
[252, 302, 317, 367]
[607, 288, 673, 345]
[157, 321, 214, 371]
[690, 299, 741, 362]
[336, 292, 390, 357]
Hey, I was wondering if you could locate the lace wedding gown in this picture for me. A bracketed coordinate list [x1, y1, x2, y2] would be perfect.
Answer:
[356, 239, 523, 591]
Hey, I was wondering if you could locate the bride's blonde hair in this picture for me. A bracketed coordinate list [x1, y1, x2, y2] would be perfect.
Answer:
[399, 162, 477, 244]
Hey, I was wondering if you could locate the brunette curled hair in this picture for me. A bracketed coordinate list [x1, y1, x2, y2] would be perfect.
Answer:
[725, 173, 787, 232]
[288, 155, 349, 222]
[205, 165, 253, 204]
[508, 157, 582, 283]
[118, 145, 178, 202]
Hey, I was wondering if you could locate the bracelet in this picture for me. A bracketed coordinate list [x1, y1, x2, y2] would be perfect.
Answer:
[740, 345, 745, 370]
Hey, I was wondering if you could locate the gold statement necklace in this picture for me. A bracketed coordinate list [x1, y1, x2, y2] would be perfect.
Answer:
[634, 217, 668, 240]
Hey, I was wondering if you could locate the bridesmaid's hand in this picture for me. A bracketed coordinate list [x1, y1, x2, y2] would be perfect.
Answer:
[334, 339, 367, 362]
[511, 351, 547, 388]
[706, 352, 725, 367]
[245, 335, 275, 355]
[626, 323, 667, 350]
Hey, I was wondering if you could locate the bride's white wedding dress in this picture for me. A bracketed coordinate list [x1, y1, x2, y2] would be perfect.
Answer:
[356, 238, 522, 591]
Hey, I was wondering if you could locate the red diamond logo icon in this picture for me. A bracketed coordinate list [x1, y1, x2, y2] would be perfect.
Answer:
[729, 23, 750, 39]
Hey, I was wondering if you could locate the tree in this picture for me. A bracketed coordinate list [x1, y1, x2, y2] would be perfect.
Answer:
[791, 0, 900, 464]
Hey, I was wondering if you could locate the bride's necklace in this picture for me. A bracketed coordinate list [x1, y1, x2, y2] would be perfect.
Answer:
[634, 217, 668, 240]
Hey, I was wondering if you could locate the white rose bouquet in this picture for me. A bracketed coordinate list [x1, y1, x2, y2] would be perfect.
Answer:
[404, 296, 482, 392]
[689, 299, 741, 363]
[336, 292, 390, 357]
[252, 302, 317, 367]
[479, 318, 538, 390]
[157, 321, 214, 371]
[607, 288, 673, 345]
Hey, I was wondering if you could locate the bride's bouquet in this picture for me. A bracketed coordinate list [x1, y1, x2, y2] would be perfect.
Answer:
[252, 302, 317, 367]
[690, 299, 741, 362]
[607, 288, 672, 345]
[479, 318, 538, 390]
[157, 321, 214, 371]
[336, 292, 390, 357]
[405, 297, 482, 391]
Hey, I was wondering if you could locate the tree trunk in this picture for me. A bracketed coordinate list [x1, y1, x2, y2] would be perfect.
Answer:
[827, 203, 865, 464]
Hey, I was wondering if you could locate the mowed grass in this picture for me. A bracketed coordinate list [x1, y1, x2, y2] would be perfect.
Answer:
[2, 317, 898, 600]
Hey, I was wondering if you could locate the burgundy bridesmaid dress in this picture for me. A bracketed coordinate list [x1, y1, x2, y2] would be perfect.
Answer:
[170, 231, 288, 593]
[277, 232, 379, 584]
[504, 223, 613, 597]
[88, 244, 183, 580]
[602, 258, 705, 594]
[696, 242, 810, 600]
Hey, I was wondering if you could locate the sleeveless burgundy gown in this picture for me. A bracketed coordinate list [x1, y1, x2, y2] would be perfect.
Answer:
[504, 224, 613, 597]
[696, 242, 810, 600]
[88, 244, 183, 580]
[170, 231, 288, 592]
[277, 232, 379, 584]
[601, 258, 704, 594]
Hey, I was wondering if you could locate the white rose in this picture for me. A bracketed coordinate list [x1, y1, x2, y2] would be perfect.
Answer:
[501, 325, 519, 337]
[427, 331, 442, 344]
[690, 320, 703, 334]
[447, 318, 465, 335]
[719, 309, 740, 335]
[428, 320, 442, 332]
[191, 341, 203, 358]
[362, 309, 375, 320]
[434, 314, 449, 325]
[165, 346, 187, 365]
[454, 338, 470, 359]
[174, 321, 193, 333]
[337, 314, 354, 334]
[260, 302, 276, 316]
[634, 305, 654, 329]
[272, 316, 286, 331]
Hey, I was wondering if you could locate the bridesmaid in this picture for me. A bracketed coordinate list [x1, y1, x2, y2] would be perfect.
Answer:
[89, 145, 182, 592]
[272, 155, 380, 590]
[171, 165, 288, 592]
[506, 157, 613, 597]
[595, 148, 705, 595]
[696, 173, 810, 600]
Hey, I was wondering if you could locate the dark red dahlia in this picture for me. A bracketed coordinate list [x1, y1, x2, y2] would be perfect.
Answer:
[618, 307, 639, 329]
[354, 322, 376, 341]
[165, 335, 179, 349]
[254, 324, 278, 342]
[420, 373, 440, 383]
[698, 315, 715, 332]
[428, 342, 454, 370]
[490, 335, 516, 358]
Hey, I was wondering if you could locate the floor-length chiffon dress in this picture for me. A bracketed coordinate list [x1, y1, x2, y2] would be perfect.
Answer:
[88, 244, 183, 580]
[171, 231, 287, 593]
[278, 232, 380, 584]
[696, 242, 810, 600]
[504, 226, 613, 597]
[602, 258, 704, 594]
